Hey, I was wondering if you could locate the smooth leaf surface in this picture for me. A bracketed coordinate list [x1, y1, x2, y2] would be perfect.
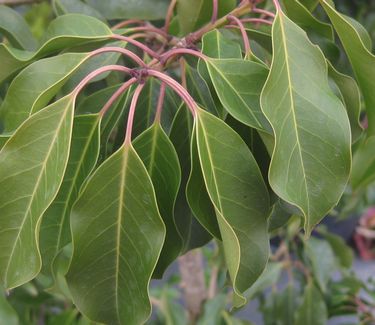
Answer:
[195, 109, 270, 306]
[328, 62, 363, 142]
[86, 0, 169, 20]
[320, 0, 375, 135]
[0, 5, 36, 51]
[0, 135, 10, 150]
[351, 136, 375, 189]
[0, 14, 111, 84]
[67, 144, 165, 325]
[186, 132, 221, 239]
[0, 95, 74, 289]
[0, 291, 18, 325]
[260, 10, 351, 235]
[295, 281, 328, 325]
[0, 53, 88, 132]
[39, 114, 100, 276]
[52, 0, 105, 21]
[177, 0, 236, 34]
[133, 123, 182, 278]
[205, 58, 271, 132]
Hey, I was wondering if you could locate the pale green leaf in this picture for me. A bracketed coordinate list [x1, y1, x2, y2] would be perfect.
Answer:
[205, 58, 271, 132]
[195, 109, 270, 306]
[0, 291, 18, 325]
[52, 0, 105, 21]
[39, 114, 100, 276]
[0, 95, 74, 289]
[0, 5, 36, 51]
[0, 53, 88, 132]
[133, 123, 182, 278]
[0, 14, 111, 84]
[201, 29, 242, 59]
[67, 144, 165, 325]
[260, 10, 351, 235]
[320, 0, 375, 135]
[295, 281, 328, 325]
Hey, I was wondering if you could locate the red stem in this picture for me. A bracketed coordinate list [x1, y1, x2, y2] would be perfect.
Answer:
[128, 26, 169, 39]
[147, 70, 198, 117]
[73, 65, 131, 98]
[227, 15, 251, 55]
[124, 83, 145, 144]
[252, 8, 276, 18]
[273, 0, 281, 10]
[111, 19, 145, 30]
[110, 34, 160, 59]
[241, 18, 273, 25]
[164, 0, 177, 32]
[99, 78, 137, 117]
[154, 82, 166, 122]
[89, 46, 146, 67]
[161, 48, 208, 64]
[211, 0, 218, 23]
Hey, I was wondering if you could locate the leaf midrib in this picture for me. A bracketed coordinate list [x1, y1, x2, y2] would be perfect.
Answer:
[3, 99, 73, 288]
[277, 13, 310, 216]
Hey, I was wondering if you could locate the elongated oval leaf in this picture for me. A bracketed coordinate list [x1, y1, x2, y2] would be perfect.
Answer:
[295, 281, 328, 325]
[195, 108, 270, 306]
[320, 0, 375, 135]
[0, 53, 88, 132]
[205, 58, 271, 132]
[0, 5, 36, 51]
[133, 123, 182, 278]
[0, 95, 74, 289]
[52, 0, 105, 21]
[0, 14, 112, 84]
[39, 114, 100, 277]
[260, 10, 351, 235]
[66, 144, 165, 324]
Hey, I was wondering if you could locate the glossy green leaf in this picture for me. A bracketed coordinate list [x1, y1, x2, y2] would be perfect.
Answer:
[66, 144, 165, 324]
[304, 237, 336, 291]
[195, 109, 270, 306]
[320, 0, 375, 135]
[177, 0, 236, 34]
[205, 58, 271, 132]
[133, 123, 182, 278]
[86, 0, 169, 20]
[295, 281, 327, 325]
[52, 0, 105, 21]
[351, 136, 375, 189]
[201, 29, 242, 59]
[0, 5, 36, 51]
[0, 14, 112, 84]
[0, 53, 88, 132]
[282, 0, 333, 40]
[328, 62, 363, 142]
[170, 105, 213, 251]
[0, 95, 74, 289]
[260, 10, 351, 235]
[39, 114, 100, 277]
[186, 132, 221, 239]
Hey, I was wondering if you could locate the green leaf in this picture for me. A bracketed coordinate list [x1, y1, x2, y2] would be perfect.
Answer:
[195, 109, 270, 306]
[0, 53, 88, 133]
[0, 95, 74, 289]
[327, 62, 363, 142]
[282, 0, 334, 40]
[39, 114, 100, 277]
[86, 0, 169, 20]
[201, 29, 242, 59]
[299, 0, 318, 11]
[304, 237, 336, 291]
[66, 144, 165, 324]
[0, 14, 111, 84]
[295, 281, 328, 325]
[351, 136, 375, 189]
[0, 291, 18, 325]
[260, 10, 351, 235]
[320, 0, 375, 135]
[321, 230, 353, 268]
[197, 294, 227, 325]
[133, 123, 182, 278]
[177, 0, 236, 34]
[205, 58, 271, 132]
[0, 5, 36, 51]
[268, 200, 293, 232]
[0, 135, 10, 150]
[170, 105, 213, 251]
[186, 132, 221, 239]
[52, 0, 105, 21]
